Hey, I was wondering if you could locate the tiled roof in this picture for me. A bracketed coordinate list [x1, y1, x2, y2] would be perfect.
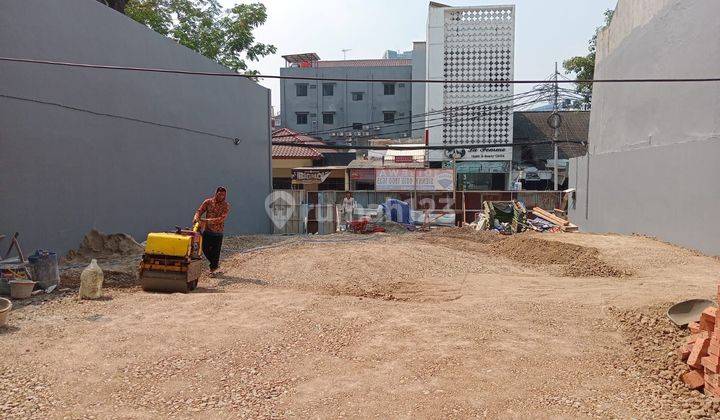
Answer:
[316, 59, 412, 68]
[272, 128, 324, 160]
[513, 111, 590, 159]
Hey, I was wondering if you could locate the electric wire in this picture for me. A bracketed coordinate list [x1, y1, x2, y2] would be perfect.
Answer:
[0, 90, 553, 150]
[278, 93, 550, 144]
[2, 56, 720, 84]
[0, 92, 239, 142]
[274, 95, 558, 149]
[275, 139, 585, 151]
[273, 88, 547, 139]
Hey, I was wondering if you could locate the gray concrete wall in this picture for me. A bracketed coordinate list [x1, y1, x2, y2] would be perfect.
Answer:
[569, 0, 720, 255]
[0, 0, 272, 254]
[280, 65, 412, 141]
[411, 42, 427, 138]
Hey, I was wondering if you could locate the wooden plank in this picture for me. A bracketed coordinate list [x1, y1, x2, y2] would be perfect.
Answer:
[532, 211, 559, 226]
[562, 224, 579, 232]
[532, 207, 569, 226]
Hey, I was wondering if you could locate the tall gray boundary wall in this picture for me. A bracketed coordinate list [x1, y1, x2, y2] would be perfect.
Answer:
[0, 0, 272, 254]
[569, 0, 720, 255]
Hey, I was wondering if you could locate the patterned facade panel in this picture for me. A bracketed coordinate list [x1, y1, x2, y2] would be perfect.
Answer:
[442, 6, 515, 148]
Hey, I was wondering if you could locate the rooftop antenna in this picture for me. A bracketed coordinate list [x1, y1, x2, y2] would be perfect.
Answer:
[341, 49, 352, 60]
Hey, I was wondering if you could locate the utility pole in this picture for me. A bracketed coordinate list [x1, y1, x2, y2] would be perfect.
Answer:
[341, 49, 352, 60]
[553, 62, 560, 191]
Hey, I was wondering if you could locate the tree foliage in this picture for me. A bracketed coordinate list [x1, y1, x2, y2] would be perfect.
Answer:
[563, 9, 614, 105]
[96, 0, 128, 13]
[123, 0, 276, 73]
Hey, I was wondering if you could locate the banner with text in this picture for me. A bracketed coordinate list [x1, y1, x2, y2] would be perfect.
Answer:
[375, 169, 455, 191]
[415, 169, 454, 191]
[376, 169, 415, 191]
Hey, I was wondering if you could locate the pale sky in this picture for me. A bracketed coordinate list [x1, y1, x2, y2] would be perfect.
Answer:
[220, 0, 618, 111]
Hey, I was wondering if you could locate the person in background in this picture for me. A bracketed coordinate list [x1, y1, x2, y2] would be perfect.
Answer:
[341, 191, 356, 231]
[193, 186, 230, 276]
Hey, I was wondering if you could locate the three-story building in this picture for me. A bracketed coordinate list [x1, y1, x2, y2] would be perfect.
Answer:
[280, 53, 414, 143]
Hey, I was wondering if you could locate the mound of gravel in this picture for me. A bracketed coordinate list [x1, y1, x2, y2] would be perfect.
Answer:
[489, 236, 629, 277]
[423, 226, 504, 244]
[563, 252, 629, 277]
[610, 305, 720, 418]
[66, 229, 143, 261]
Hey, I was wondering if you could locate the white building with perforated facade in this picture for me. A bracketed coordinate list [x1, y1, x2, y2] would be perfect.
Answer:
[425, 2, 515, 187]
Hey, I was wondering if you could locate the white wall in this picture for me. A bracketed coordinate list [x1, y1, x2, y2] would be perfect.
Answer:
[425, 3, 446, 161]
[424, 4, 515, 163]
[570, 0, 720, 255]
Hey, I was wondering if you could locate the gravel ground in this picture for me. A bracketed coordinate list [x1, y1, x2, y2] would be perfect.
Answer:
[1, 232, 720, 419]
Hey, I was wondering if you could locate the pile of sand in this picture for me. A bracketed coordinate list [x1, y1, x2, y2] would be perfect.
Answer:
[489, 235, 630, 277]
[423, 226, 504, 244]
[61, 230, 144, 289]
[66, 229, 143, 261]
[374, 221, 412, 234]
[563, 253, 629, 277]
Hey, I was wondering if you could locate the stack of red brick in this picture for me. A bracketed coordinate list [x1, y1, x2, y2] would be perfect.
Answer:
[678, 299, 720, 397]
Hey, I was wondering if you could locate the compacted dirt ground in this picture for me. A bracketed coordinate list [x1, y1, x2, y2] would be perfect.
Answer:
[2, 231, 720, 419]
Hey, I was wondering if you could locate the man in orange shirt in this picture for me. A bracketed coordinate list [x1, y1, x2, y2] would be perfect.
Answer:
[193, 186, 230, 276]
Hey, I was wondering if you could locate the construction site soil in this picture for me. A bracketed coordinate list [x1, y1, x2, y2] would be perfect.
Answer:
[2, 230, 720, 419]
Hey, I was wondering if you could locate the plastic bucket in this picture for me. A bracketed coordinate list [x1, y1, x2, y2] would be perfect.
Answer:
[28, 250, 60, 290]
[9, 280, 35, 299]
[0, 298, 11, 327]
[0, 262, 28, 295]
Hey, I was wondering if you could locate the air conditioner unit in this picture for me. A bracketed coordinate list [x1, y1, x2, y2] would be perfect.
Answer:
[330, 133, 336, 137]
[363, 125, 370, 130]
[338, 132, 344, 137]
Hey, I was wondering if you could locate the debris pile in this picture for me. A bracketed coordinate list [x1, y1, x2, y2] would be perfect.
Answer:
[611, 304, 720, 417]
[678, 292, 720, 398]
[471, 200, 527, 234]
[65, 229, 143, 261]
[527, 207, 578, 233]
[62, 230, 144, 289]
[470, 202, 579, 234]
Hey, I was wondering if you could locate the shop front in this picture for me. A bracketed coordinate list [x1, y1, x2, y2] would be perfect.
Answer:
[291, 166, 347, 191]
[453, 161, 511, 191]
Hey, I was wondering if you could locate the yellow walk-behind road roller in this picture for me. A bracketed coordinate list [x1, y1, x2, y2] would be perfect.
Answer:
[139, 223, 203, 293]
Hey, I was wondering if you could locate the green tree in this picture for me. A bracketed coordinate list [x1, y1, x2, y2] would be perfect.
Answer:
[96, 0, 128, 13]
[123, 0, 276, 74]
[563, 9, 614, 105]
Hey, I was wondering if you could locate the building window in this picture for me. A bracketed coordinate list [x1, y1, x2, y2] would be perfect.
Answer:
[322, 112, 334, 125]
[296, 113, 308, 125]
[352, 123, 363, 130]
[322, 83, 335, 96]
[352, 92, 364, 101]
[296, 84, 308, 97]
[383, 111, 396, 124]
[384, 83, 395, 95]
